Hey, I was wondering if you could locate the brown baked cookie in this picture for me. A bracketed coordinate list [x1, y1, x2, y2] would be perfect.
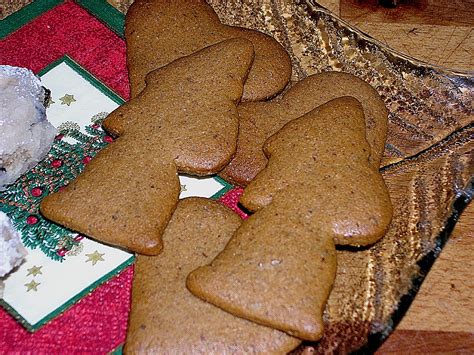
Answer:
[240, 96, 393, 246]
[40, 39, 254, 255]
[124, 0, 291, 101]
[126, 197, 300, 354]
[187, 199, 337, 342]
[219, 72, 389, 186]
[188, 98, 392, 341]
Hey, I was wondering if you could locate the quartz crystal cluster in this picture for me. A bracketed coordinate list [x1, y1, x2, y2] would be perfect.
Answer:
[0, 211, 27, 297]
[0, 65, 56, 190]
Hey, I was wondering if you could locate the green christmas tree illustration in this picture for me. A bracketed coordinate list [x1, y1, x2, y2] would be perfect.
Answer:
[0, 113, 112, 261]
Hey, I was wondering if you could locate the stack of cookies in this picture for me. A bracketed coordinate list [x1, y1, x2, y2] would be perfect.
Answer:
[40, 0, 393, 353]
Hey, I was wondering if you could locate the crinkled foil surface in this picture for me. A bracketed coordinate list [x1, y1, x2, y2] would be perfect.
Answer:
[207, 1, 473, 353]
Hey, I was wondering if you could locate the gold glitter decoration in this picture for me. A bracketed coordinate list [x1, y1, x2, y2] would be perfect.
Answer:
[91, 112, 110, 124]
[67, 242, 85, 257]
[45, 96, 55, 108]
[58, 121, 81, 133]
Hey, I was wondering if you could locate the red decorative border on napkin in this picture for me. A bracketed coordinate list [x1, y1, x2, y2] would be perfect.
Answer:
[0, 0, 129, 100]
[0, 267, 134, 353]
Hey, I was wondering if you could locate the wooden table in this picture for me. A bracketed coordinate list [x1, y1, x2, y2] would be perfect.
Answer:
[2, 0, 472, 353]
[318, 1, 473, 353]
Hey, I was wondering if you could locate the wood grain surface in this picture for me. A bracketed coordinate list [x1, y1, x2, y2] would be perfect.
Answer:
[340, 0, 474, 27]
[324, 0, 473, 352]
[1, 0, 472, 353]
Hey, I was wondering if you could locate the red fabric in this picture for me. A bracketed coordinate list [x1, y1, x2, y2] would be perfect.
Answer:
[0, 266, 134, 353]
[219, 187, 249, 219]
[0, 0, 130, 100]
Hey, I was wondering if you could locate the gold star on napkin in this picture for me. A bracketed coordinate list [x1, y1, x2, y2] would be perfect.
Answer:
[46, 96, 55, 108]
[59, 93, 76, 106]
[26, 266, 43, 277]
[25, 280, 40, 292]
[85, 251, 105, 266]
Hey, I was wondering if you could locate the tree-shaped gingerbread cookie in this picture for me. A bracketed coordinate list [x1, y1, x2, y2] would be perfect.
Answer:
[40, 38, 254, 255]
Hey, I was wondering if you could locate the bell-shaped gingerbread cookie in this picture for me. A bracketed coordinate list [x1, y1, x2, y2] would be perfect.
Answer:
[123, 0, 291, 101]
[40, 38, 254, 255]
[126, 197, 300, 353]
[188, 97, 392, 341]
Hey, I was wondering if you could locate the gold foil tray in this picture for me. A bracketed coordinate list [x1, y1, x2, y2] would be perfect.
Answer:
[205, 0, 473, 353]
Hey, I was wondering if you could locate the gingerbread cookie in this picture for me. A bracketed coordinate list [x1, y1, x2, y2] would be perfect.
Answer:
[188, 97, 392, 341]
[240, 96, 393, 245]
[126, 197, 300, 353]
[219, 72, 389, 186]
[124, 0, 291, 100]
[40, 38, 254, 255]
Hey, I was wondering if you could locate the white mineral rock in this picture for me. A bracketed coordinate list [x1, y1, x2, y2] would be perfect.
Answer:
[0, 211, 27, 278]
[0, 211, 27, 297]
[0, 66, 56, 191]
